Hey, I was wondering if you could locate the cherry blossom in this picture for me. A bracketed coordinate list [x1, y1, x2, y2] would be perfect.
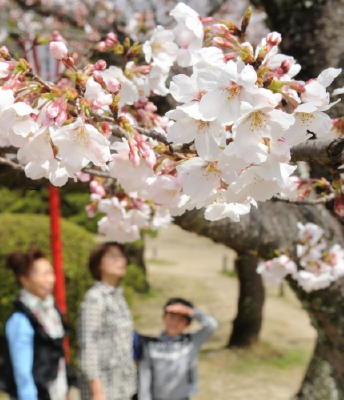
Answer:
[51, 118, 111, 174]
[101, 66, 139, 107]
[49, 41, 68, 60]
[143, 26, 178, 68]
[0, 61, 10, 79]
[259, 223, 344, 291]
[0, 90, 38, 147]
[198, 60, 258, 124]
[170, 2, 203, 67]
[257, 255, 297, 286]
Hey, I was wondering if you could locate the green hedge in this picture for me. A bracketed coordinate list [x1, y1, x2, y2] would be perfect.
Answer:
[0, 213, 146, 362]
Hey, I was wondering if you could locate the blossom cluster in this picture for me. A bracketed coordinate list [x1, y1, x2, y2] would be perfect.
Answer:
[1, 2, 344, 243]
[257, 222, 344, 292]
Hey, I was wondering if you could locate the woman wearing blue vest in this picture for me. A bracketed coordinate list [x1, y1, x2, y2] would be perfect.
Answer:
[3, 248, 68, 400]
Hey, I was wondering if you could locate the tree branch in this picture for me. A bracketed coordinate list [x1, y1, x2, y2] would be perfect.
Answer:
[0, 156, 22, 170]
[290, 138, 344, 166]
[272, 193, 336, 205]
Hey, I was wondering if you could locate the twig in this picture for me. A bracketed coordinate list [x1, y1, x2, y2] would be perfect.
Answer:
[273, 193, 336, 205]
[0, 156, 23, 170]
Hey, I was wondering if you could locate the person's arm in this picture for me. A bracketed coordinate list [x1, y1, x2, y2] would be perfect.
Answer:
[192, 309, 218, 348]
[78, 294, 104, 400]
[138, 342, 153, 400]
[5, 312, 37, 400]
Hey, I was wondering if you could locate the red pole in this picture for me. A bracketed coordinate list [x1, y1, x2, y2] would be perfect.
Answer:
[49, 185, 67, 313]
[49, 185, 70, 360]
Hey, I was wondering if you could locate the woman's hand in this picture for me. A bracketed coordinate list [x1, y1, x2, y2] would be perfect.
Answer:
[90, 379, 106, 400]
[92, 394, 106, 400]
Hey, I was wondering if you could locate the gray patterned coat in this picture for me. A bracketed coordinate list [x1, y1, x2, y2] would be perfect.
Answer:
[78, 281, 136, 400]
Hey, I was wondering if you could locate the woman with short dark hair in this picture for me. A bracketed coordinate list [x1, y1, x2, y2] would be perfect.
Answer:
[3, 248, 68, 400]
[78, 242, 136, 400]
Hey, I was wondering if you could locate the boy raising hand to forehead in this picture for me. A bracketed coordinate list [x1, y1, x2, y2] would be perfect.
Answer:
[137, 298, 218, 400]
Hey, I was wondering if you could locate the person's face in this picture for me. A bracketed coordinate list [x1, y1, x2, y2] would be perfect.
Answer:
[163, 310, 190, 337]
[100, 246, 128, 280]
[20, 258, 55, 300]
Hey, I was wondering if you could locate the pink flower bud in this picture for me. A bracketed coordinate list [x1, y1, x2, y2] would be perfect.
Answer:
[107, 78, 121, 93]
[281, 59, 291, 73]
[50, 41, 68, 60]
[46, 101, 59, 119]
[145, 102, 157, 112]
[92, 70, 105, 86]
[76, 172, 91, 182]
[107, 32, 117, 42]
[96, 185, 106, 197]
[128, 139, 140, 167]
[135, 134, 156, 167]
[94, 59, 107, 70]
[101, 122, 112, 138]
[106, 39, 116, 48]
[97, 41, 107, 51]
[90, 181, 106, 196]
[0, 46, 9, 58]
[55, 109, 67, 126]
[90, 180, 98, 192]
[51, 30, 64, 42]
[267, 32, 281, 46]
[64, 56, 76, 68]
[90, 193, 102, 202]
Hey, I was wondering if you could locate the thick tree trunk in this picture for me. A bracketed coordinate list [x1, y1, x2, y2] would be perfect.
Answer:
[228, 251, 265, 347]
[290, 278, 344, 399]
[295, 341, 342, 400]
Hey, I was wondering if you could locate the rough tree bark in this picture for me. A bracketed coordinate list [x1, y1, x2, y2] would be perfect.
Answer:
[175, 201, 344, 398]
[228, 251, 265, 347]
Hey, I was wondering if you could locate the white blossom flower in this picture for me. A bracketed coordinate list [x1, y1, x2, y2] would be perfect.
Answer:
[0, 91, 38, 147]
[108, 140, 155, 195]
[167, 108, 226, 161]
[198, 61, 258, 124]
[97, 197, 150, 243]
[143, 26, 178, 68]
[150, 207, 172, 229]
[257, 255, 297, 286]
[170, 2, 204, 67]
[176, 157, 221, 207]
[101, 66, 139, 108]
[146, 63, 170, 96]
[84, 77, 113, 110]
[52, 118, 111, 174]
[0, 62, 10, 79]
[49, 41, 68, 60]
[145, 175, 183, 207]
[17, 127, 69, 186]
[204, 202, 251, 222]
[295, 270, 333, 293]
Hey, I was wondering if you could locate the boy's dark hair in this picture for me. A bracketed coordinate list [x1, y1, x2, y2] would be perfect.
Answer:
[6, 248, 46, 283]
[164, 297, 194, 323]
[88, 241, 127, 280]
